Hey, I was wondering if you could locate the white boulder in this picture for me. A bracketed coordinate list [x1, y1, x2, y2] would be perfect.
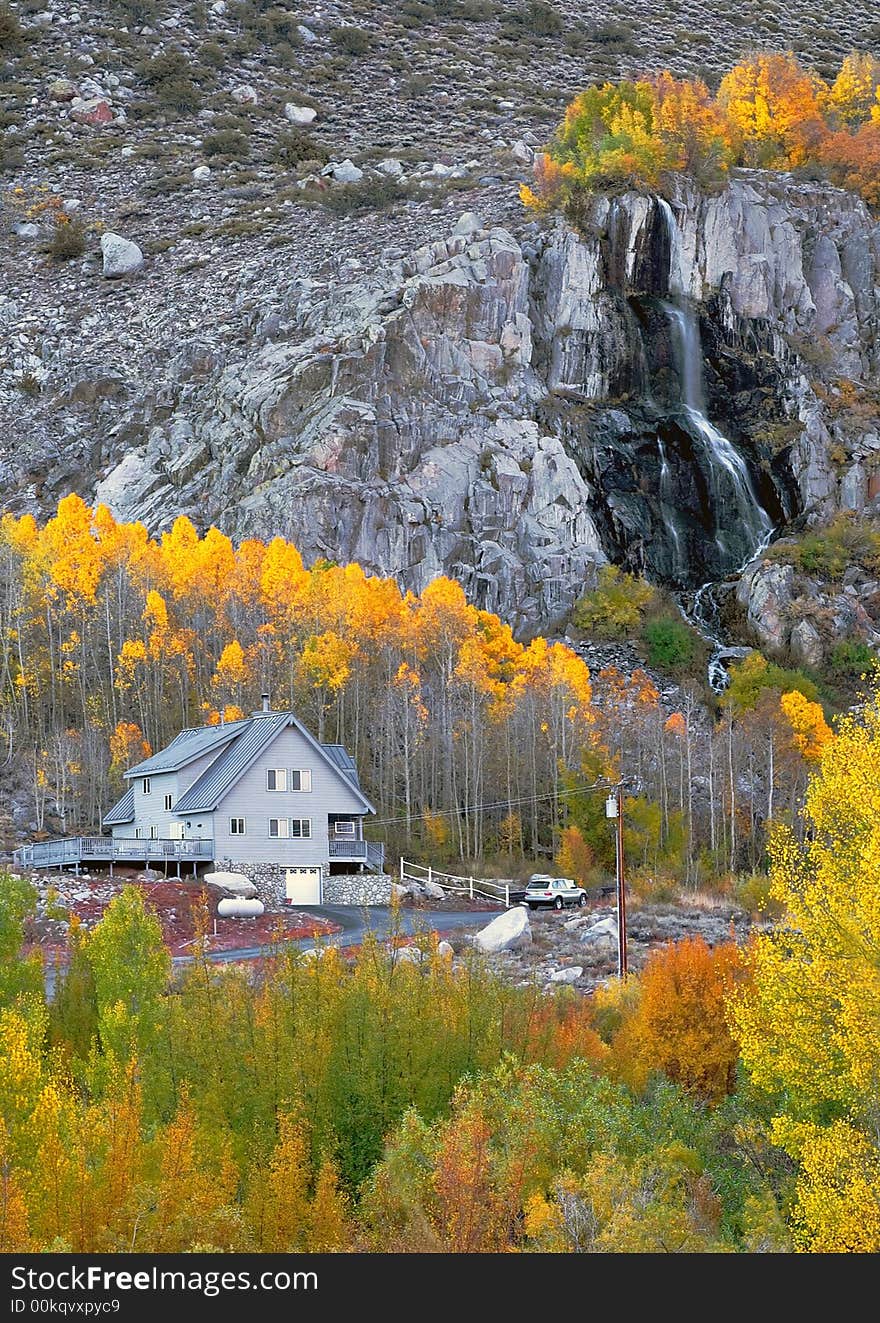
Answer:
[473, 905, 532, 954]
[325, 158, 363, 184]
[285, 102, 317, 125]
[100, 232, 143, 278]
[549, 966, 583, 984]
[423, 880, 445, 900]
[192, 165, 212, 182]
[204, 870, 258, 897]
[437, 940, 454, 959]
[231, 84, 258, 105]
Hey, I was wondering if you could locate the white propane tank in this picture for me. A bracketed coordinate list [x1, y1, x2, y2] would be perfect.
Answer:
[217, 897, 265, 918]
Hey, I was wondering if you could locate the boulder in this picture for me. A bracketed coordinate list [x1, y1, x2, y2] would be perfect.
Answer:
[395, 944, 424, 964]
[192, 165, 212, 182]
[452, 211, 482, 236]
[473, 905, 531, 954]
[375, 158, 404, 178]
[230, 84, 258, 105]
[49, 78, 78, 102]
[204, 870, 258, 897]
[100, 232, 144, 278]
[790, 617, 824, 668]
[423, 880, 445, 900]
[391, 882, 409, 901]
[325, 159, 363, 184]
[511, 139, 534, 166]
[437, 940, 454, 959]
[70, 96, 113, 126]
[285, 103, 317, 125]
[549, 966, 583, 984]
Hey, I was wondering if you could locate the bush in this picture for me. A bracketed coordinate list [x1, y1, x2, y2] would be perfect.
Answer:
[570, 565, 655, 640]
[46, 219, 86, 261]
[203, 128, 250, 159]
[829, 638, 876, 679]
[735, 871, 784, 919]
[331, 26, 371, 56]
[320, 176, 409, 214]
[0, 2, 21, 50]
[643, 613, 698, 672]
[137, 49, 202, 113]
[271, 127, 328, 169]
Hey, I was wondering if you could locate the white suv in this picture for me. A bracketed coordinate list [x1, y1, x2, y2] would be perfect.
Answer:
[524, 875, 588, 911]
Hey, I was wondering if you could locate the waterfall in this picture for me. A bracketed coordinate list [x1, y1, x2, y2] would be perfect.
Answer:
[656, 198, 775, 691]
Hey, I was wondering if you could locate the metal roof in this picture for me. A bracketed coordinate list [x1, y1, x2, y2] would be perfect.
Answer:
[124, 720, 248, 778]
[174, 713, 291, 813]
[103, 786, 135, 826]
[321, 743, 361, 789]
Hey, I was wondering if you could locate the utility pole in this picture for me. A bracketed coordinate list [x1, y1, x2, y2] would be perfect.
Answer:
[606, 781, 628, 978]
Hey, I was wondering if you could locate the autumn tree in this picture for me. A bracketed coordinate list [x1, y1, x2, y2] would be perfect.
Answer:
[730, 685, 880, 1250]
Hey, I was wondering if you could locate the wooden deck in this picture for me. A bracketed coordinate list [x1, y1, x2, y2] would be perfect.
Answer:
[13, 836, 214, 873]
[329, 839, 385, 872]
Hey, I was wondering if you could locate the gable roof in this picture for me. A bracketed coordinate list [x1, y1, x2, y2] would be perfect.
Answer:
[104, 786, 135, 826]
[172, 712, 375, 815]
[124, 720, 249, 778]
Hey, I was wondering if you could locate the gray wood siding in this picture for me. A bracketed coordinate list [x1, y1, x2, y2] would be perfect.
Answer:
[211, 724, 366, 866]
[111, 770, 210, 841]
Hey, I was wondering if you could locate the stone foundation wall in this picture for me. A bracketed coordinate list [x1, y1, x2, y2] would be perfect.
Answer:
[322, 873, 393, 905]
[218, 860, 392, 907]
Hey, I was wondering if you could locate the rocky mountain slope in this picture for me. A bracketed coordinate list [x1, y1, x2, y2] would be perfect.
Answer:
[3, 1, 880, 656]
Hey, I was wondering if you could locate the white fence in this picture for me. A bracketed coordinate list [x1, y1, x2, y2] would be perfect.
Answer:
[399, 858, 514, 908]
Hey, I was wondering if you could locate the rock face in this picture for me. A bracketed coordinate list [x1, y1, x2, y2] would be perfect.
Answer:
[473, 905, 532, 954]
[7, 173, 880, 636]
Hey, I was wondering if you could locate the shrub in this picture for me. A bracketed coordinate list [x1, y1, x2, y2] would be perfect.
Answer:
[570, 565, 655, 640]
[643, 613, 699, 672]
[735, 870, 784, 919]
[829, 638, 876, 679]
[271, 127, 329, 169]
[203, 128, 250, 159]
[46, 219, 86, 261]
[0, 2, 21, 50]
[137, 49, 202, 113]
[321, 176, 409, 214]
[331, 26, 371, 56]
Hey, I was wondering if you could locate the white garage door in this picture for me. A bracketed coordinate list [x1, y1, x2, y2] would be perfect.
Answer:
[285, 867, 322, 905]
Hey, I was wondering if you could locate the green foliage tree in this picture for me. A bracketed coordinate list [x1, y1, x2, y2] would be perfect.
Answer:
[86, 887, 170, 1063]
[570, 566, 655, 640]
[0, 875, 43, 1008]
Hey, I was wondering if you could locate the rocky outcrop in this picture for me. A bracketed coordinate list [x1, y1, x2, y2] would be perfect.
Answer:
[8, 172, 880, 635]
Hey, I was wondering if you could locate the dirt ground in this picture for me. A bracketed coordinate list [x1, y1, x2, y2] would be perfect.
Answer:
[23, 867, 339, 959]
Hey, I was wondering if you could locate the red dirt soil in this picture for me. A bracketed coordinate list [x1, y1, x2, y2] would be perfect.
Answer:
[25, 870, 340, 959]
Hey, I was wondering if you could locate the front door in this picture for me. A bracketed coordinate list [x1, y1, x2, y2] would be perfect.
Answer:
[285, 867, 322, 905]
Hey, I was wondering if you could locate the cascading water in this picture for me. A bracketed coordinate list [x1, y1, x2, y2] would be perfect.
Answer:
[656, 198, 776, 691]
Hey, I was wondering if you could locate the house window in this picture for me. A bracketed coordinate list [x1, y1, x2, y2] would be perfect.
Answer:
[290, 818, 312, 839]
[150, 825, 158, 839]
[135, 828, 142, 839]
[335, 820, 356, 837]
[142, 777, 151, 794]
[290, 769, 312, 792]
[230, 818, 246, 835]
[164, 794, 173, 811]
[267, 768, 288, 792]
[269, 818, 289, 838]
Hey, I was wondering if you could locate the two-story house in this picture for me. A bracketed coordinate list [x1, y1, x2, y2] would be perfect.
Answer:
[100, 697, 388, 905]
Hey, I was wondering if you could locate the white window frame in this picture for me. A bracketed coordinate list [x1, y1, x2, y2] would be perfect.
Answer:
[164, 793, 173, 811]
[267, 768, 288, 792]
[150, 825, 158, 839]
[142, 777, 151, 794]
[334, 820, 356, 837]
[170, 822, 184, 840]
[289, 818, 312, 840]
[268, 818, 289, 838]
[289, 769, 312, 792]
[230, 817, 246, 836]
[135, 827, 142, 840]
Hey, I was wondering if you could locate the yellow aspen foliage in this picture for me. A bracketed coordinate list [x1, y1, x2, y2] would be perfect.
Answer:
[307, 1157, 351, 1251]
[109, 721, 151, 779]
[830, 53, 880, 126]
[779, 690, 833, 761]
[147, 1097, 238, 1252]
[249, 1113, 312, 1251]
[555, 825, 593, 886]
[0, 1116, 29, 1251]
[771, 1118, 880, 1252]
[730, 687, 880, 1250]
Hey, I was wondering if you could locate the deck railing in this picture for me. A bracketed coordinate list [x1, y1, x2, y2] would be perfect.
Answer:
[328, 839, 385, 871]
[13, 837, 214, 869]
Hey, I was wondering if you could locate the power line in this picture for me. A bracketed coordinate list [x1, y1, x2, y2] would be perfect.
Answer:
[370, 778, 620, 827]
